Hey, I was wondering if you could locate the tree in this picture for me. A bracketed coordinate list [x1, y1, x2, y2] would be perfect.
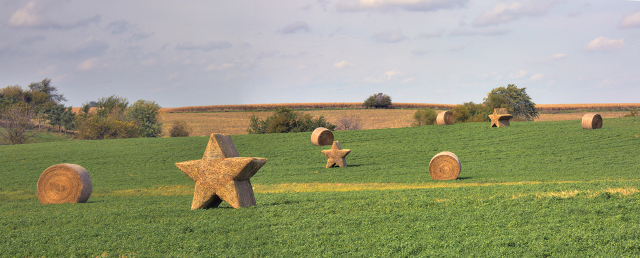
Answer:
[125, 100, 162, 137]
[483, 84, 538, 121]
[451, 102, 491, 123]
[363, 93, 392, 108]
[412, 108, 437, 126]
[28, 78, 66, 104]
[0, 103, 35, 144]
[76, 95, 139, 140]
[247, 107, 336, 134]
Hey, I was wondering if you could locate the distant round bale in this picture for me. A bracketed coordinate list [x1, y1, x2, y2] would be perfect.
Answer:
[37, 164, 92, 204]
[428, 152, 461, 180]
[582, 113, 602, 129]
[311, 127, 334, 146]
[436, 111, 455, 126]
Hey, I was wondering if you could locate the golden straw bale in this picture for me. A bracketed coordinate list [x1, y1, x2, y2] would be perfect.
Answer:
[436, 111, 455, 125]
[37, 164, 92, 204]
[311, 127, 334, 146]
[582, 113, 603, 129]
[428, 152, 461, 180]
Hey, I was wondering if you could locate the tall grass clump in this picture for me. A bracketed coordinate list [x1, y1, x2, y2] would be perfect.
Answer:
[247, 107, 335, 134]
[412, 108, 437, 126]
[169, 120, 191, 137]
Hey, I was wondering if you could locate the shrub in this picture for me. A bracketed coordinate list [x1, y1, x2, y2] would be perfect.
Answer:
[126, 100, 162, 137]
[0, 103, 35, 144]
[169, 120, 191, 137]
[624, 110, 638, 117]
[248, 107, 336, 134]
[335, 115, 362, 131]
[452, 102, 491, 123]
[412, 108, 437, 126]
[363, 93, 392, 108]
[76, 112, 140, 140]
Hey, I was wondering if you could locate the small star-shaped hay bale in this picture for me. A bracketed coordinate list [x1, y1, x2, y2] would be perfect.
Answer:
[489, 108, 513, 127]
[321, 141, 351, 168]
[175, 133, 266, 209]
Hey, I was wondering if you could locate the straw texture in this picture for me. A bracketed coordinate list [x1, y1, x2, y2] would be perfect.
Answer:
[489, 108, 513, 127]
[436, 111, 455, 125]
[311, 127, 334, 146]
[175, 133, 267, 209]
[428, 152, 461, 180]
[321, 141, 351, 168]
[582, 113, 603, 129]
[37, 164, 92, 204]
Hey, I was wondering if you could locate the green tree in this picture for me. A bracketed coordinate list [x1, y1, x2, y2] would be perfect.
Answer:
[412, 108, 437, 126]
[76, 95, 139, 140]
[248, 107, 336, 134]
[363, 93, 392, 108]
[0, 103, 35, 144]
[28, 78, 66, 104]
[125, 100, 162, 137]
[483, 84, 538, 121]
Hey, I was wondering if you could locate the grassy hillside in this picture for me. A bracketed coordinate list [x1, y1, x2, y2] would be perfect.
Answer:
[1, 117, 640, 256]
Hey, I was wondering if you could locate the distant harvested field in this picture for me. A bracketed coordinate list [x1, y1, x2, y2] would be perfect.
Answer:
[159, 109, 634, 136]
[160, 103, 640, 113]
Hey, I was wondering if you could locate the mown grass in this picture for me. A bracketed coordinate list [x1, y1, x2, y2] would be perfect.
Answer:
[1, 117, 640, 256]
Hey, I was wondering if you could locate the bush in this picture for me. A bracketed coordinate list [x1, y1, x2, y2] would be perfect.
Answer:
[169, 120, 191, 137]
[452, 102, 491, 123]
[0, 103, 35, 144]
[483, 84, 538, 121]
[363, 93, 392, 108]
[76, 112, 140, 140]
[248, 107, 336, 134]
[126, 100, 162, 137]
[412, 108, 437, 126]
[624, 110, 638, 117]
[335, 115, 362, 131]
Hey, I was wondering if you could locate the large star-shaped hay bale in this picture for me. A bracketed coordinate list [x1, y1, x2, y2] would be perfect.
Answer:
[321, 141, 351, 168]
[175, 133, 267, 209]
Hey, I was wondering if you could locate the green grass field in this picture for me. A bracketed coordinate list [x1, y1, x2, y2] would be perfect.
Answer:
[1, 117, 640, 256]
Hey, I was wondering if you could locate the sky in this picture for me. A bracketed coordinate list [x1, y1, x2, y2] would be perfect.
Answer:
[1, 0, 639, 108]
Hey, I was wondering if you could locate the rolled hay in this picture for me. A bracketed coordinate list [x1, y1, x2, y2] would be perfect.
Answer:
[37, 164, 92, 204]
[311, 127, 334, 146]
[582, 113, 603, 129]
[436, 111, 455, 126]
[428, 152, 461, 180]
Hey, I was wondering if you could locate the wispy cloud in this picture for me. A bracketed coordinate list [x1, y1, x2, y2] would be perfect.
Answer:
[8, 2, 100, 30]
[618, 10, 640, 28]
[372, 29, 407, 43]
[176, 41, 232, 51]
[473, 1, 558, 27]
[336, 0, 468, 12]
[333, 60, 354, 69]
[551, 53, 568, 60]
[584, 37, 624, 51]
[279, 21, 310, 34]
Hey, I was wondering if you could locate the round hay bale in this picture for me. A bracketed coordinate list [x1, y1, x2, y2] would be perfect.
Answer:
[582, 113, 603, 129]
[428, 152, 461, 180]
[436, 111, 455, 126]
[37, 164, 92, 204]
[311, 127, 334, 146]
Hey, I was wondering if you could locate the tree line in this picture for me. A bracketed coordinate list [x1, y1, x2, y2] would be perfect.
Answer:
[0, 78, 163, 144]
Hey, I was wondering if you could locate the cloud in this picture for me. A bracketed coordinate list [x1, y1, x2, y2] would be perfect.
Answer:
[473, 1, 558, 27]
[415, 29, 444, 39]
[176, 41, 232, 51]
[107, 20, 133, 35]
[530, 73, 543, 81]
[551, 53, 568, 60]
[508, 69, 527, 79]
[618, 10, 640, 28]
[449, 27, 510, 36]
[279, 21, 310, 34]
[584, 37, 624, 51]
[336, 0, 468, 12]
[77, 57, 99, 71]
[373, 29, 407, 43]
[8, 2, 100, 30]
[333, 60, 354, 69]
[62, 38, 109, 59]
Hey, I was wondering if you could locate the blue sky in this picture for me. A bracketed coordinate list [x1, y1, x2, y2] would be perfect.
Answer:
[1, 0, 639, 107]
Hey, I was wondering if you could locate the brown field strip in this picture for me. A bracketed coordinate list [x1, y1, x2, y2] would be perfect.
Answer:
[159, 110, 634, 136]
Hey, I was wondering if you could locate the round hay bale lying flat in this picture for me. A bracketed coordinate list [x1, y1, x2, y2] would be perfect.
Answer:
[37, 164, 92, 204]
[311, 127, 334, 146]
[429, 152, 461, 180]
[436, 111, 455, 126]
[582, 113, 603, 129]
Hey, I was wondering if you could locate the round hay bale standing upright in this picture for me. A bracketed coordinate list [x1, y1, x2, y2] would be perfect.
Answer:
[582, 113, 603, 129]
[311, 127, 334, 146]
[436, 111, 455, 126]
[37, 164, 92, 204]
[428, 152, 461, 180]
